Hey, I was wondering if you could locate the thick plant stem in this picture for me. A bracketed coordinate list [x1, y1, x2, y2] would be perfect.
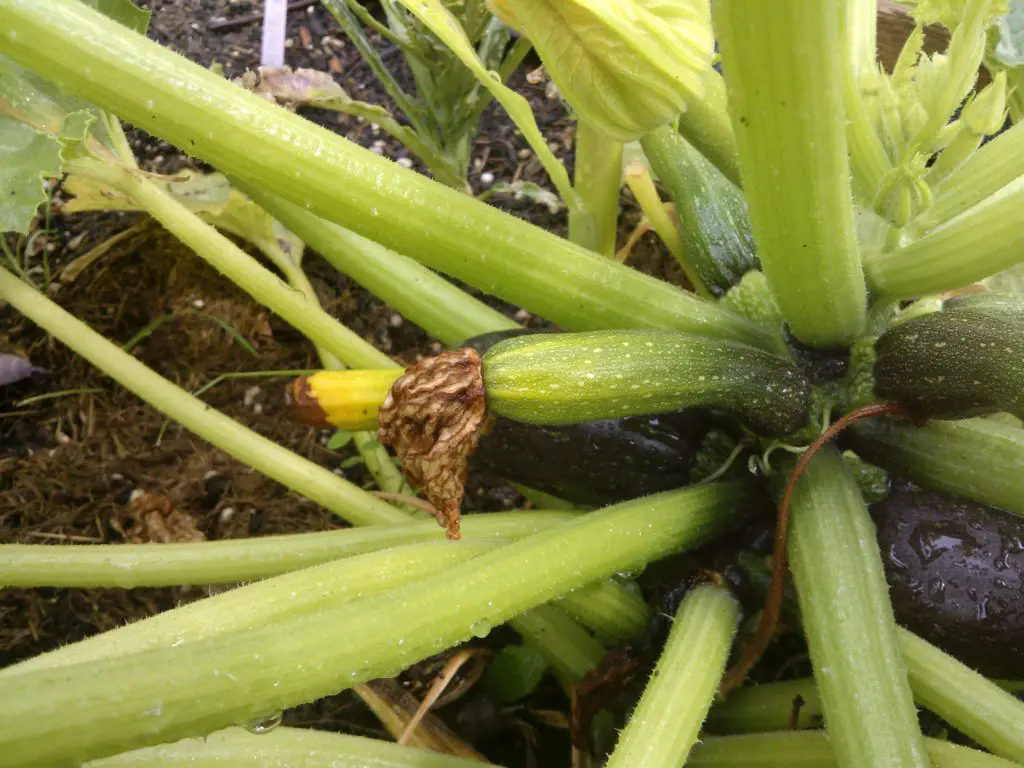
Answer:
[0, 512, 574, 587]
[900, 628, 1024, 762]
[66, 157, 394, 370]
[87, 727, 486, 768]
[0, 483, 755, 765]
[569, 121, 622, 257]
[2, 542, 496, 676]
[0, 266, 411, 528]
[605, 584, 739, 768]
[557, 580, 651, 645]
[242, 188, 518, 347]
[687, 732, 1020, 768]
[787, 449, 929, 768]
[865, 183, 1024, 299]
[0, 0, 775, 352]
[845, 417, 1024, 516]
[713, 0, 866, 347]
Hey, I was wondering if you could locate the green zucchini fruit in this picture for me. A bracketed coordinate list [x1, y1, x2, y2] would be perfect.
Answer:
[640, 126, 758, 296]
[480, 330, 813, 437]
[874, 308, 1024, 420]
[460, 329, 712, 506]
[872, 489, 1024, 678]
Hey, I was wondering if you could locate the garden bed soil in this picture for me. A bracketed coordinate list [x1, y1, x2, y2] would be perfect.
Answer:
[0, 1, 682, 764]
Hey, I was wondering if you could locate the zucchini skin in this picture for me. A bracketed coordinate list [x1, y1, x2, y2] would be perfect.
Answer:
[641, 128, 758, 295]
[461, 329, 711, 505]
[481, 330, 812, 437]
[874, 310, 1024, 420]
[871, 489, 1024, 677]
[945, 292, 1024, 325]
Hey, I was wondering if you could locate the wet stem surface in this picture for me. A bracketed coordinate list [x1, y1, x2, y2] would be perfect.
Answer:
[0, 0, 687, 763]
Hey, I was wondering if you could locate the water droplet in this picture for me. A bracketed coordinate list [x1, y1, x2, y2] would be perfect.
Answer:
[145, 99, 155, 110]
[244, 711, 282, 734]
[910, 521, 977, 565]
[469, 619, 492, 638]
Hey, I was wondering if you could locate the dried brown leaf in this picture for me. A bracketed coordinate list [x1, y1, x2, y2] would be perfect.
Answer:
[378, 349, 489, 540]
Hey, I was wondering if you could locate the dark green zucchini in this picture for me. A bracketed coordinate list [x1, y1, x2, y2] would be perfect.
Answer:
[871, 489, 1024, 677]
[480, 330, 812, 436]
[874, 308, 1024, 420]
[460, 329, 711, 506]
[640, 126, 758, 296]
[944, 292, 1024, 325]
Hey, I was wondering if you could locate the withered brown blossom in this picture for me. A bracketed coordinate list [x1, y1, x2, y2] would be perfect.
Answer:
[378, 348, 490, 540]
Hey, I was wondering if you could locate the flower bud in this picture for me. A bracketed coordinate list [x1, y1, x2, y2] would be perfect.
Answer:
[488, 0, 715, 141]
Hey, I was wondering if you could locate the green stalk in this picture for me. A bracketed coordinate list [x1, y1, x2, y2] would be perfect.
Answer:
[0, 483, 755, 765]
[88, 727, 486, 768]
[508, 604, 606, 689]
[845, 417, 1024, 516]
[675, 71, 741, 188]
[0, 0, 775, 351]
[557, 580, 651, 645]
[0, 266, 411, 528]
[865, 183, 1024, 299]
[66, 157, 393, 370]
[604, 584, 739, 768]
[0, 512, 573, 587]
[687, 732, 1020, 768]
[623, 153, 711, 298]
[706, 678, 823, 734]
[787, 449, 929, 768]
[569, 121, 623, 257]
[909, 120, 1024, 234]
[900, 628, 1024, 763]
[242, 188, 517, 347]
[3, 542, 495, 676]
[712, 0, 866, 348]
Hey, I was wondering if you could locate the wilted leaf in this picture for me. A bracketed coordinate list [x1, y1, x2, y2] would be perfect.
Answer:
[377, 347, 489, 540]
[66, 170, 303, 261]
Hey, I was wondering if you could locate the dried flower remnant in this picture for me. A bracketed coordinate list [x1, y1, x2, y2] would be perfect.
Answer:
[378, 349, 489, 540]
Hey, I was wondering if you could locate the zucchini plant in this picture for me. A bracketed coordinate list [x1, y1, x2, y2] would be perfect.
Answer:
[2, 0, 1024, 766]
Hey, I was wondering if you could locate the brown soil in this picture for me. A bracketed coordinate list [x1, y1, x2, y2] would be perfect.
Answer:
[0, 1, 679, 764]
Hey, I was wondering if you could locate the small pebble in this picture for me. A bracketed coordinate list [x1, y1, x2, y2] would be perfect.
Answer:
[480, 171, 495, 185]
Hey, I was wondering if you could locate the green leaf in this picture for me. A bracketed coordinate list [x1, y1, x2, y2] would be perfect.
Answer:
[326, 430, 354, 450]
[483, 642, 549, 703]
[339, 455, 365, 469]
[80, 0, 151, 33]
[0, 118, 61, 234]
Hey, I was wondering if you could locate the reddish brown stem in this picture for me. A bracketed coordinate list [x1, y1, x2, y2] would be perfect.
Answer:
[718, 402, 909, 697]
